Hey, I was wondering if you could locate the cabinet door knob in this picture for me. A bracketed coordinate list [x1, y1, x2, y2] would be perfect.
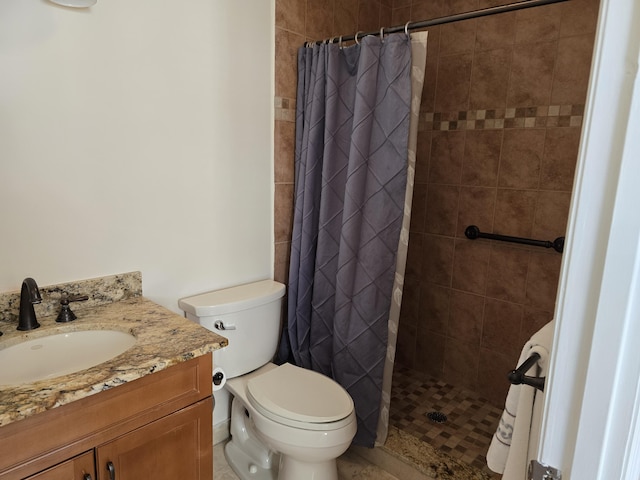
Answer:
[83, 474, 92, 480]
[106, 461, 116, 480]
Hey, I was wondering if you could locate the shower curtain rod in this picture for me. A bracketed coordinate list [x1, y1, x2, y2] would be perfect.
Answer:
[311, 0, 569, 45]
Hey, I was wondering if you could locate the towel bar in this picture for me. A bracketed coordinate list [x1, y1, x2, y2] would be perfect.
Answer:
[507, 352, 545, 391]
[464, 225, 564, 253]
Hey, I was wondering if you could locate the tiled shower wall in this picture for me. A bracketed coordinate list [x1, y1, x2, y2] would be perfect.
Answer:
[273, 0, 600, 407]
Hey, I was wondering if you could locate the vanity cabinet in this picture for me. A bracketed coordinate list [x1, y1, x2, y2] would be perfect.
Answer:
[95, 398, 211, 480]
[0, 355, 213, 480]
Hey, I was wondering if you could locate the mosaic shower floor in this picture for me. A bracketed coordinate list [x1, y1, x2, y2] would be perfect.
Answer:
[389, 365, 503, 478]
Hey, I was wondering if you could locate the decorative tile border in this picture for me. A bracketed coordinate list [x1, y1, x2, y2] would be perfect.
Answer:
[275, 96, 296, 122]
[421, 104, 585, 132]
[276, 97, 585, 131]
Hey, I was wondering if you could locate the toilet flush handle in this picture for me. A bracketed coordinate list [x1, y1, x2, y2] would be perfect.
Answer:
[214, 320, 236, 331]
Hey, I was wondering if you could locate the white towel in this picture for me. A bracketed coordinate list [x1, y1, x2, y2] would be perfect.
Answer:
[486, 320, 555, 478]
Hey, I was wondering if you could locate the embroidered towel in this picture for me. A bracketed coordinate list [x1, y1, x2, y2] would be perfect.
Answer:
[486, 320, 555, 478]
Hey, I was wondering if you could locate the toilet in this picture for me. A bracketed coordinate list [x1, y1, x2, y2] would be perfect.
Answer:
[179, 280, 357, 480]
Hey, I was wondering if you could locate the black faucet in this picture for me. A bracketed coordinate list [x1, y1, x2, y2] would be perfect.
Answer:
[17, 277, 42, 331]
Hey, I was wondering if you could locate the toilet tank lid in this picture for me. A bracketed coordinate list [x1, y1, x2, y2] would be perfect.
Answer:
[178, 279, 285, 317]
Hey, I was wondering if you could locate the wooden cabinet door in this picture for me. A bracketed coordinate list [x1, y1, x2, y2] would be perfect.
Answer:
[96, 398, 212, 480]
[24, 451, 95, 480]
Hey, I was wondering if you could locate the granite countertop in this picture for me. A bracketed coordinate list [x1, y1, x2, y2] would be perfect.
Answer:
[0, 296, 227, 427]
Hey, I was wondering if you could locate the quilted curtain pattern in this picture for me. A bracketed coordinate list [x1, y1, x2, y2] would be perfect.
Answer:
[280, 33, 413, 447]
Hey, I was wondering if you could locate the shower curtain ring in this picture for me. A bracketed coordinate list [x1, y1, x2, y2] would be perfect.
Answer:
[339, 36, 343, 49]
[354, 31, 364, 45]
[379, 27, 385, 40]
[405, 21, 411, 36]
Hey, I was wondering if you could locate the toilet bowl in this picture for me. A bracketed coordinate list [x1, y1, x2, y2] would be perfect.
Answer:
[178, 280, 357, 480]
[225, 363, 357, 480]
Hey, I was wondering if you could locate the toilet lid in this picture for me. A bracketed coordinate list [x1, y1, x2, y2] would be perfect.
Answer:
[246, 363, 354, 425]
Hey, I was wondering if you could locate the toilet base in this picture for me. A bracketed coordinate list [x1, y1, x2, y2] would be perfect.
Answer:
[278, 456, 338, 480]
[225, 440, 278, 480]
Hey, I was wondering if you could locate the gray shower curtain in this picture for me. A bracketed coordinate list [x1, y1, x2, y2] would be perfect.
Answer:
[278, 32, 419, 447]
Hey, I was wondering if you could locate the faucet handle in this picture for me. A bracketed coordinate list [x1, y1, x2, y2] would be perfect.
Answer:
[56, 294, 89, 323]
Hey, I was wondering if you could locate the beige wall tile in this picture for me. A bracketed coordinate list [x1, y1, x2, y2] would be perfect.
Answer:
[507, 41, 556, 107]
[532, 190, 571, 240]
[274, 183, 294, 243]
[452, 239, 491, 295]
[405, 232, 424, 277]
[493, 189, 538, 237]
[399, 273, 421, 327]
[475, 12, 516, 51]
[442, 0, 479, 16]
[435, 53, 473, 112]
[275, 28, 305, 99]
[420, 28, 441, 112]
[420, 282, 451, 333]
[485, 245, 530, 303]
[498, 128, 545, 189]
[391, 0, 409, 7]
[462, 129, 502, 186]
[514, 3, 562, 44]
[551, 34, 595, 105]
[448, 290, 484, 345]
[416, 330, 445, 376]
[306, 0, 335, 40]
[429, 130, 465, 184]
[481, 298, 523, 357]
[540, 126, 581, 190]
[380, 3, 392, 27]
[334, 0, 359, 37]
[525, 251, 561, 310]
[274, 120, 295, 183]
[358, 0, 382, 32]
[421, 234, 455, 287]
[415, 130, 432, 184]
[410, 1, 444, 22]
[391, 6, 411, 25]
[276, 0, 306, 33]
[559, 0, 600, 37]
[521, 306, 554, 346]
[444, 337, 479, 390]
[456, 186, 496, 237]
[425, 184, 461, 236]
[469, 48, 511, 110]
[477, 347, 512, 405]
[410, 183, 428, 232]
[396, 321, 418, 368]
[440, 19, 477, 56]
[274, 241, 291, 284]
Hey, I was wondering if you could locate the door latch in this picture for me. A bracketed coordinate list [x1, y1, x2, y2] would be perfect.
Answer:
[529, 460, 561, 480]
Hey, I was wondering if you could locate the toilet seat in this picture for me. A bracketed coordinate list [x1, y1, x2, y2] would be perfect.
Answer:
[246, 363, 354, 431]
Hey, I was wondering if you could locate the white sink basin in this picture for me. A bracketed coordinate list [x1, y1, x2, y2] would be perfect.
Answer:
[0, 330, 137, 386]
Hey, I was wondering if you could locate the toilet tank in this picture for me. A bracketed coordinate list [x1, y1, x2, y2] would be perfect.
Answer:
[178, 280, 286, 379]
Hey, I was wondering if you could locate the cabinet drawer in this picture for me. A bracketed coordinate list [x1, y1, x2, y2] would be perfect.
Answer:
[23, 451, 94, 480]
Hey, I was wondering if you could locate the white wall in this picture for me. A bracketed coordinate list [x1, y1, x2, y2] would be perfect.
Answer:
[0, 0, 274, 312]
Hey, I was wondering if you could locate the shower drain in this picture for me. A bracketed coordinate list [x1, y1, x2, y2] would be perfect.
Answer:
[426, 411, 448, 423]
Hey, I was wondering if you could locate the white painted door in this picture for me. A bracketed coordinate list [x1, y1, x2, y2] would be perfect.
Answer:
[535, 0, 640, 478]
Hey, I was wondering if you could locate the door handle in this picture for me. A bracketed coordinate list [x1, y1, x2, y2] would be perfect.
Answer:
[106, 461, 116, 480]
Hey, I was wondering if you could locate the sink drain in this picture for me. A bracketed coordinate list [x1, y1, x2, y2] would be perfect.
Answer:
[426, 411, 447, 423]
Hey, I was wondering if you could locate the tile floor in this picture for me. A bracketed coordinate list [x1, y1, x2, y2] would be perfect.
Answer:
[389, 365, 503, 478]
[213, 441, 425, 479]
[214, 365, 504, 479]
